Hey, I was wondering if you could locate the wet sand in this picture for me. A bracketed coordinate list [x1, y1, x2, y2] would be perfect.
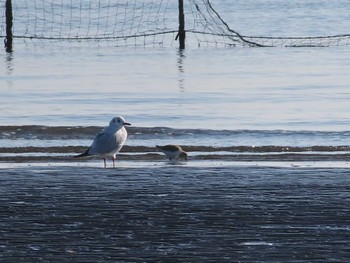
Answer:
[1, 165, 349, 262]
[2, 144, 350, 164]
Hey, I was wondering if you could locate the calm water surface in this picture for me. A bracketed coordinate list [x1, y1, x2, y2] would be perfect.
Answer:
[1, 0, 350, 134]
[2, 47, 350, 131]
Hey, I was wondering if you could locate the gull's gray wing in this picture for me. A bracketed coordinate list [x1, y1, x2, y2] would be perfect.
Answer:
[88, 131, 119, 155]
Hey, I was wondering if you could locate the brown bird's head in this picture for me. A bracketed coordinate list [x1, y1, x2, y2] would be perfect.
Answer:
[179, 151, 188, 160]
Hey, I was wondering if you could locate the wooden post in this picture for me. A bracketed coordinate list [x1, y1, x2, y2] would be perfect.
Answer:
[5, 0, 13, 52]
[177, 0, 185, 49]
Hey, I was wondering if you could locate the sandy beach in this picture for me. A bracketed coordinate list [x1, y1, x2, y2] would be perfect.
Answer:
[1, 164, 349, 262]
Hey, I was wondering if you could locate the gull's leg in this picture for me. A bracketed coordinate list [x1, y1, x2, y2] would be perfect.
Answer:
[103, 158, 106, 168]
[112, 156, 116, 168]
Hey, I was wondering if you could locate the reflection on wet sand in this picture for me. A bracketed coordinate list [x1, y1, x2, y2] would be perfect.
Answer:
[0, 166, 349, 262]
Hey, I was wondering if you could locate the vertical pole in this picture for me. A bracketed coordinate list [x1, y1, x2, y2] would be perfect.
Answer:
[177, 0, 185, 49]
[5, 0, 13, 52]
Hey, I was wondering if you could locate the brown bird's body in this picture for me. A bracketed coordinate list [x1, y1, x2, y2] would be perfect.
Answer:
[156, 145, 188, 161]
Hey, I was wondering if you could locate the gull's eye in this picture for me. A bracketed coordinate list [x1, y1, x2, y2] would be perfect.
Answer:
[117, 119, 121, 123]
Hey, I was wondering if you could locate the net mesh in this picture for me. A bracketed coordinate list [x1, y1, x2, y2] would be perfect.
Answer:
[1, 0, 350, 47]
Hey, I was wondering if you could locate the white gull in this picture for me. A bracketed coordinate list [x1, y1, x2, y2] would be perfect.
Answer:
[75, 116, 131, 167]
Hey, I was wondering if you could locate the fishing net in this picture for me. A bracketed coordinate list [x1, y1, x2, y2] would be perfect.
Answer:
[1, 0, 350, 47]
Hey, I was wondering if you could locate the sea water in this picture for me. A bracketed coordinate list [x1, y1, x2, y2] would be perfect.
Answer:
[1, 1, 350, 164]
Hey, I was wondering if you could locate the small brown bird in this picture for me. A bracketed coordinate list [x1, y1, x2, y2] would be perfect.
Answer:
[156, 145, 188, 161]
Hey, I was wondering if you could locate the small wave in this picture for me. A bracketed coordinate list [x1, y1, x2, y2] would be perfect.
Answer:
[0, 125, 101, 140]
[1, 145, 350, 153]
[2, 125, 350, 139]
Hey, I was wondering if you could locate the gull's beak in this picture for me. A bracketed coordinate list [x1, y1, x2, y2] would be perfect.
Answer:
[123, 122, 131, 126]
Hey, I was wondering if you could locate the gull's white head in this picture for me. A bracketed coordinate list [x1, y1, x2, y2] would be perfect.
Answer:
[109, 116, 131, 128]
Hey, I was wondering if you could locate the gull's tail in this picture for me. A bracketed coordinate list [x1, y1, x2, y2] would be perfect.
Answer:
[74, 148, 90, 158]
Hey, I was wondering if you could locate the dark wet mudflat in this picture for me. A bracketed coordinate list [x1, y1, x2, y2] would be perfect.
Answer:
[1, 165, 350, 262]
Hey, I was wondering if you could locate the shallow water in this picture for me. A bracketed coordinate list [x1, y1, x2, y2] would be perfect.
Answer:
[2, 46, 350, 164]
[2, 125, 350, 168]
